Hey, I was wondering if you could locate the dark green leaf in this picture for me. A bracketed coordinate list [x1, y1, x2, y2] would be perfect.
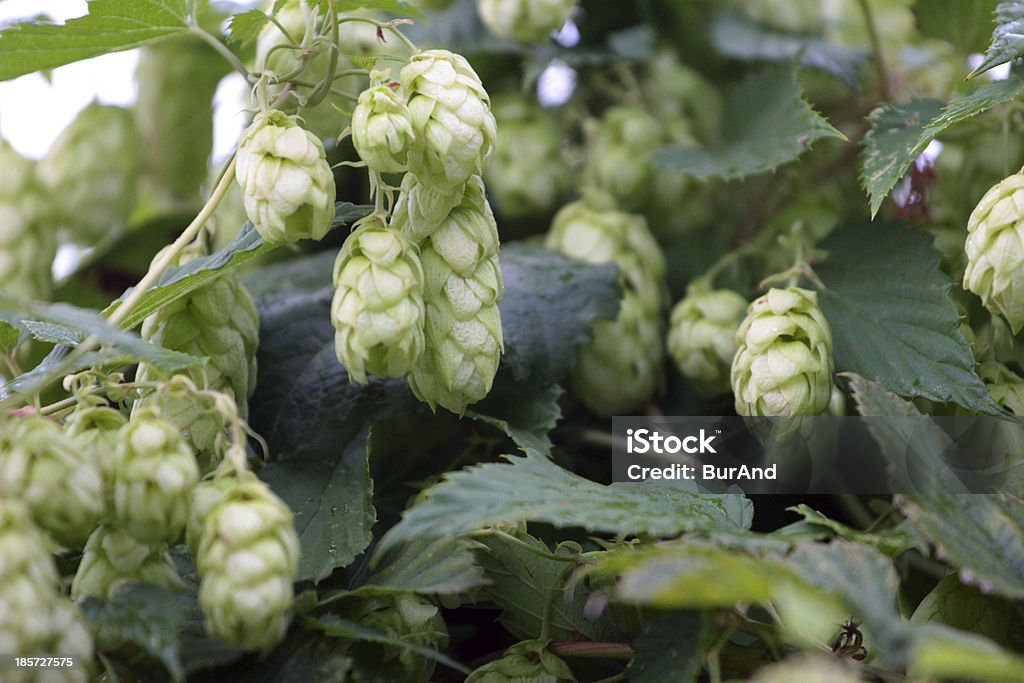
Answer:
[190, 624, 352, 682]
[0, 320, 20, 354]
[915, 0, 1001, 54]
[814, 221, 1001, 414]
[364, 537, 485, 594]
[788, 503, 929, 556]
[653, 62, 846, 180]
[967, 0, 1024, 78]
[911, 575, 1024, 650]
[627, 611, 707, 683]
[465, 379, 561, 456]
[0, 0, 190, 82]
[909, 623, 1024, 682]
[607, 25, 654, 61]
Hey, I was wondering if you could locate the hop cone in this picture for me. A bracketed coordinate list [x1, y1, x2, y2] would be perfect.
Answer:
[112, 412, 200, 544]
[352, 79, 417, 173]
[466, 639, 575, 682]
[332, 218, 426, 383]
[186, 473, 239, 560]
[71, 525, 184, 601]
[405, 178, 504, 414]
[38, 102, 141, 243]
[643, 49, 720, 146]
[392, 172, 466, 239]
[0, 416, 104, 549]
[477, 0, 575, 43]
[485, 96, 570, 219]
[401, 49, 497, 189]
[196, 479, 300, 652]
[964, 173, 1024, 333]
[667, 286, 748, 396]
[0, 138, 55, 300]
[546, 194, 668, 416]
[582, 105, 666, 211]
[236, 109, 336, 244]
[134, 248, 260, 472]
[731, 287, 834, 417]
[64, 404, 126, 515]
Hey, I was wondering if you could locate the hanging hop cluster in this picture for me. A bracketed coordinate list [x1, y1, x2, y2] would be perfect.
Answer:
[667, 285, 748, 396]
[546, 192, 668, 416]
[0, 138, 55, 300]
[351, 72, 417, 174]
[731, 287, 835, 417]
[476, 0, 576, 43]
[71, 525, 184, 601]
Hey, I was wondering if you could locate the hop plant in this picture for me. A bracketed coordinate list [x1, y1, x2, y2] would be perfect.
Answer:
[352, 77, 417, 173]
[0, 416, 104, 550]
[236, 109, 336, 244]
[71, 525, 184, 601]
[731, 287, 835, 417]
[667, 285, 748, 396]
[64, 404, 127, 514]
[185, 473, 239, 560]
[406, 178, 505, 414]
[546, 194, 668, 416]
[476, 0, 576, 43]
[732, 0, 825, 34]
[466, 639, 575, 682]
[0, 138, 54, 300]
[37, 102, 141, 243]
[582, 105, 667, 211]
[963, 173, 1024, 333]
[401, 49, 497, 189]
[392, 172, 466, 239]
[111, 411, 200, 544]
[196, 479, 300, 652]
[331, 217, 426, 383]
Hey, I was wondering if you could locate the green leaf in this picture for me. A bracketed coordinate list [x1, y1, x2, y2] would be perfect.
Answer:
[711, 12, 869, 90]
[364, 537, 486, 595]
[967, 0, 1024, 79]
[106, 203, 372, 330]
[465, 380, 561, 456]
[813, 221, 1002, 414]
[376, 452, 753, 555]
[897, 494, 1024, 599]
[0, 320, 20, 354]
[788, 503, 929, 556]
[915, 0, 1001, 54]
[627, 611, 707, 683]
[226, 9, 268, 45]
[653, 62, 846, 181]
[0, 0, 190, 82]
[194, 623, 353, 682]
[909, 624, 1024, 682]
[911, 575, 1024, 650]
[80, 583, 186, 683]
[741, 654, 865, 683]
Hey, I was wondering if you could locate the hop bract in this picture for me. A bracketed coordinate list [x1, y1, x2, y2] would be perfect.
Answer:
[352, 80, 417, 173]
[71, 525, 184, 601]
[196, 479, 300, 652]
[477, 0, 576, 43]
[401, 49, 497, 189]
[391, 172, 466, 239]
[731, 287, 834, 417]
[0, 138, 55, 300]
[64, 405, 126, 506]
[466, 639, 575, 682]
[964, 173, 1024, 333]
[668, 286, 748, 396]
[332, 218, 426, 383]
[236, 109, 336, 244]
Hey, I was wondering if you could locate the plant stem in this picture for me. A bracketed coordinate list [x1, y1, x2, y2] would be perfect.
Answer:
[190, 25, 252, 83]
[856, 0, 891, 101]
[549, 641, 633, 660]
[336, 16, 419, 54]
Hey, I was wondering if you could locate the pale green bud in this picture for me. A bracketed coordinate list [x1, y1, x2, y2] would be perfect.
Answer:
[391, 172, 466, 240]
[582, 105, 664, 211]
[731, 287, 835, 417]
[477, 0, 575, 43]
[401, 49, 497, 189]
[667, 286, 748, 396]
[332, 218, 426, 383]
[71, 525, 184, 601]
[197, 480, 300, 652]
[963, 173, 1024, 333]
[466, 639, 575, 682]
[64, 405, 126, 517]
[0, 138, 55, 300]
[236, 110, 336, 244]
[112, 412, 200, 544]
[352, 81, 416, 173]
[0, 416, 104, 549]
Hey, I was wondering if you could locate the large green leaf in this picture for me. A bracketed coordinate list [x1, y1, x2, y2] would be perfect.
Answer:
[915, 0, 1001, 54]
[364, 537, 485, 595]
[813, 221, 1001, 414]
[376, 452, 753, 555]
[653, 62, 846, 180]
[464, 379, 561, 456]
[911, 574, 1024, 650]
[967, 0, 1024, 79]
[0, 0, 190, 82]
[909, 624, 1024, 682]
[627, 611, 707, 683]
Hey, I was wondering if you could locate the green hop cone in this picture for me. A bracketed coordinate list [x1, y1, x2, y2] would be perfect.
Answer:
[112, 411, 200, 544]
[581, 105, 665, 212]
[0, 416, 104, 549]
[236, 109, 336, 244]
[466, 639, 575, 682]
[978, 360, 1024, 416]
[196, 479, 300, 652]
[476, 0, 575, 43]
[70, 525, 184, 601]
[406, 178, 505, 414]
[963, 173, 1024, 333]
[0, 138, 54, 300]
[401, 49, 497, 190]
[331, 217, 426, 383]
[64, 404, 126, 514]
[731, 287, 835, 417]
[392, 172, 466, 240]
[352, 78, 417, 173]
[667, 285, 748, 396]
[546, 194, 668, 416]
[185, 472, 239, 560]
[38, 102, 141, 244]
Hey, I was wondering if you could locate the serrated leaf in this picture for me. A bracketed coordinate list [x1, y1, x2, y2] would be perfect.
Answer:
[627, 611, 707, 683]
[0, 320, 20, 354]
[465, 379, 561, 456]
[653, 62, 845, 181]
[226, 9, 268, 46]
[911, 574, 1024, 649]
[897, 494, 1024, 599]
[0, 0, 190, 82]
[915, 0, 1001, 54]
[364, 537, 485, 594]
[376, 452, 753, 555]
[813, 221, 1002, 414]
[788, 503, 929, 556]
[80, 583, 186, 682]
[712, 12, 869, 90]
[968, 0, 1024, 79]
